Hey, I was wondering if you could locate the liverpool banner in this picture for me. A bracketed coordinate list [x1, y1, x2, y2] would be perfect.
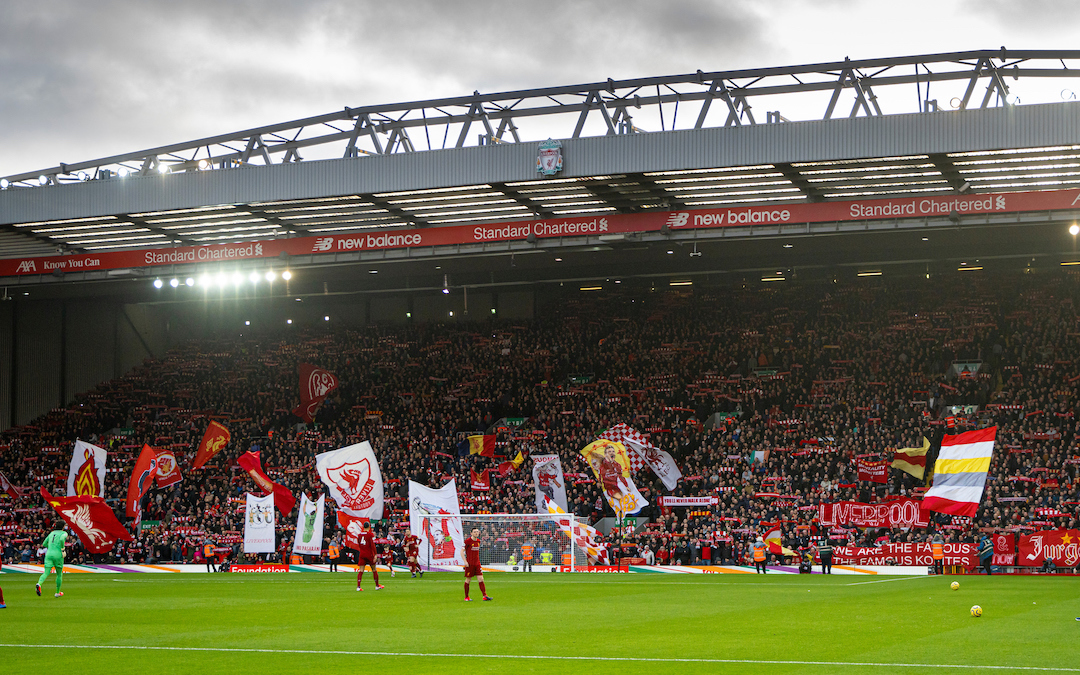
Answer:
[315, 440, 384, 520]
[192, 421, 231, 470]
[292, 493, 325, 556]
[154, 446, 183, 488]
[67, 439, 107, 497]
[600, 423, 682, 490]
[833, 541, 977, 566]
[243, 492, 276, 553]
[408, 479, 464, 567]
[857, 459, 888, 484]
[293, 363, 339, 423]
[660, 496, 719, 507]
[41, 488, 132, 554]
[237, 450, 296, 517]
[818, 498, 930, 528]
[532, 454, 568, 514]
[1018, 529, 1080, 567]
[125, 444, 159, 519]
[470, 469, 490, 491]
[580, 438, 648, 518]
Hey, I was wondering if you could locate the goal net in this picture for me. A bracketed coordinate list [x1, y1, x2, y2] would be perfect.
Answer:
[415, 512, 592, 571]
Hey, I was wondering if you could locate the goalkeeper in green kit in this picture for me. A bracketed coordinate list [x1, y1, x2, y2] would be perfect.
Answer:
[36, 522, 68, 598]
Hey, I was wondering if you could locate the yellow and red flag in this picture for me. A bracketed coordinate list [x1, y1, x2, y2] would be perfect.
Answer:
[192, 421, 231, 470]
[891, 436, 930, 480]
[467, 435, 496, 458]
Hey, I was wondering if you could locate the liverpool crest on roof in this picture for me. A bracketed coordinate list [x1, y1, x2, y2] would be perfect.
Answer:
[537, 139, 563, 176]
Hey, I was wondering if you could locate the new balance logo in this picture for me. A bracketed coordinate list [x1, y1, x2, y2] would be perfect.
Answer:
[15, 260, 36, 273]
[666, 212, 689, 228]
[313, 237, 334, 252]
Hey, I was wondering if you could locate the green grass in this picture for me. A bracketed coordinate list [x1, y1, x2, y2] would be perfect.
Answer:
[0, 572, 1077, 674]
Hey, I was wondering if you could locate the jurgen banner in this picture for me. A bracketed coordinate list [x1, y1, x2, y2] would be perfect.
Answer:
[532, 454, 567, 514]
[292, 493, 325, 556]
[1018, 529, 1080, 567]
[243, 493, 276, 553]
[833, 541, 977, 566]
[818, 498, 930, 528]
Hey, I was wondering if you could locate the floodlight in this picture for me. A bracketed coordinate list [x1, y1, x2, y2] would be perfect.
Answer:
[153, 279, 163, 289]
[169, 278, 179, 288]
[282, 270, 292, 281]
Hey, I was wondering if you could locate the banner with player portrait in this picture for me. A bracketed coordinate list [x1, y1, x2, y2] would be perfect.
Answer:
[579, 438, 648, 518]
[532, 454, 568, 514]
[67, 439, 107, 497]
[600, 423, 682, 490]
[408, 479, 465, 567]
[315, 441, 384, 520]
[292, 493, 325, 556]
[243, 493, 276, 553]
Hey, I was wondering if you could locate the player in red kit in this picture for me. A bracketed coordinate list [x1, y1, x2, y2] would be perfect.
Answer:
[463, 528, 491, 602]
[405, 533, 422, 578]
[354, 520, 383, 591]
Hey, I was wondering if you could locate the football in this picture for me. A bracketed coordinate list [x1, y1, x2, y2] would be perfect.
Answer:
[971, 605, 982, 617]
[951, 581, 959, 590]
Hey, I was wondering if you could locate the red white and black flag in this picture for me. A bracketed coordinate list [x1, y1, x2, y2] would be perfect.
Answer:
[125, 444, 159, 520]
[293, 363, 339, 423]
[237, 450, 296, 516]
[41, 487, 133, 554]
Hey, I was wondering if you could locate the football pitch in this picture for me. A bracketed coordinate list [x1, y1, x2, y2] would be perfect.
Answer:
[0, 572, 1077, 674]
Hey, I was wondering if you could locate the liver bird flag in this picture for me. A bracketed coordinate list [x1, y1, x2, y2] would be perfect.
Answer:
[192, 421, 231, 470]
[315, 441, 384, 520]
[294, 363, 339, 423]
[42, 488, 133, 554]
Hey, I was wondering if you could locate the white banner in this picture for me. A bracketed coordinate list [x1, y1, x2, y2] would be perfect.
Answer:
[532, 454, 568, 514]
[408, 479, 464, 566]
[315, 440, 384, 520]
[66, 440, 107, 497]
[244, 493, 276, 553]
[660, 496, 719, 507]
[292, 493, 325, 556]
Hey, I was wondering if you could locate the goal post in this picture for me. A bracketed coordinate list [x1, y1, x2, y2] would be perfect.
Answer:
[417, 512, 590, 572]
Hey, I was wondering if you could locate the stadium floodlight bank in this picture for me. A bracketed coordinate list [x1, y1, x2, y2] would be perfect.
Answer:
[417, 512, 591, 572]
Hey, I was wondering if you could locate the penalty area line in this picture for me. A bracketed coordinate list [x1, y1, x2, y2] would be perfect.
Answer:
[0, 644, 1077, 671]
[846, 576, 932, 587]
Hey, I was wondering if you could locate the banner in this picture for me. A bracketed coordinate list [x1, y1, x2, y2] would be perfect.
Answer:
[993, 533, 1016, 566]
[154, 447, 183, 488]
[833, 541, 977, 566]
[237, 450, 296, 517]
[125, 444, 159, 519]
[580, 439, 648, 518]
[315, 441, 384, 520]
[857, 460, 888, 484]
[470, 469, 490, 491]
[467, 434, 496, 458]
[293, 363, 339, 423]
[1018, 529, 1080, 567]
[600, 423, 682, 490]
[923, 426, 996, 517]
[192, 421, 231, 470]
[0, 469, 22, 499]
[659, 496, 719, 507]
[818, 498, 930, 528]
[292, 493, 325, 556]
[532, 454, 568, 514]
[243, 492, 276, 553]
[67, 439, 107, 497]
[891, 437, 930, 480]
[41, 487, 133, 554]
[408, 479, 464, 566]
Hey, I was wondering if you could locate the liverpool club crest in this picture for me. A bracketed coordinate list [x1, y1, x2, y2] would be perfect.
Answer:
[537, 139, 563, 176]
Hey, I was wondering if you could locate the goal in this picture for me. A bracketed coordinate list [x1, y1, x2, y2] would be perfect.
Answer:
[415, 512, 591, 571]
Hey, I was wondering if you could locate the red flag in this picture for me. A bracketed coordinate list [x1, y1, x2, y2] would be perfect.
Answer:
[236, 450, 296, 517]
[857, 459, 888, 484]
[470, 469, 491, 491]
[41, 487, 133, 554]
[126, 444, 159, 518]
[0, 469, 22, 499]
[467, 434, 496, 458]
[192, 421, 231, 470]
[293, 363, 339, 423]
[154, 447, 183, 488]
[337, 511, 367, 550]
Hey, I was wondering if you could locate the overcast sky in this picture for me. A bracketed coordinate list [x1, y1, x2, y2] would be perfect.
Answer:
[2, 0, 1079, 177]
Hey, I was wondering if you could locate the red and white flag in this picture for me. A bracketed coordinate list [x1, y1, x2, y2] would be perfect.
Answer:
[922, 426, 996, 518]
[857, 459, 888, 484]
[154, 447, 183, 488]
[470, 469, 491, 491]
[0, 469, 22, 499]
[293, 363, 339, 423]
[237, 450, 296, 517]
[126, 444, 159, 519]
[600, 423, 683, 490]
[41, 487, 133, 554]
[315, 441, 383, 520]
[66, 439, 107, 497]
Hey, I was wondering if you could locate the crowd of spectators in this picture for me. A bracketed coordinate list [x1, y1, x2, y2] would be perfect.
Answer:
[1, 272, 1077, 568]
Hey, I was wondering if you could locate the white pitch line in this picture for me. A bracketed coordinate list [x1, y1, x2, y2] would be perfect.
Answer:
[846, 576, 932, 587]
[0, 644, 1075, 671]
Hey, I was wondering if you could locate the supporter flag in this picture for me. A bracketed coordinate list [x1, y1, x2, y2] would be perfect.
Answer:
[891, 437, 930, 480]
[66, 439, 107, 497]
[546, 500, 607, 564]
[0, 469, 22, 499]
[762, 523, 795, 557]
[243, 492, 276, 553]
[154, 447, 183, 488]
[856, 459, 888, 484]
[41, 487, 133, 554]
[292, 493, 325, 556]
[579, 438, 648, 518]
[237, 450, 296, 517]
[337, 511, 367, 550]
[192, 421, 231, 470]
[467, 434, 496, 458]
[922, 426, 997, 518]
[408, 479, 465, 567]
[600, 423, 683, 490]
[532, 454, 568, 514]
[315, 440, 384, 520]
[497, 451, 525, 478]
[293, 363, 339, 423]
[470, 469, 491, 491]
[125, 444, 159, 519]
